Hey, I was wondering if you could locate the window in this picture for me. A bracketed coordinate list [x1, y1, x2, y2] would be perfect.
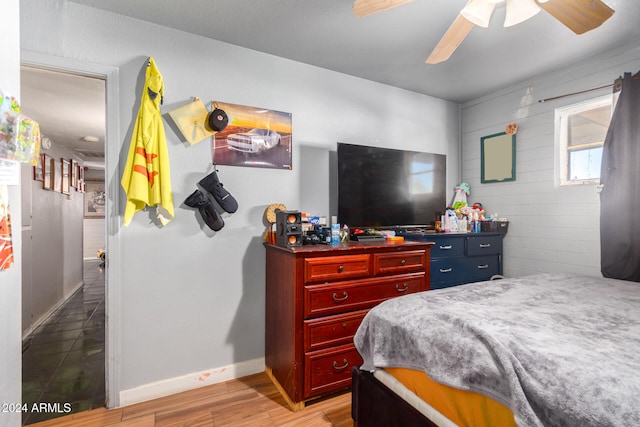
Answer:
[555, 95, 614, 186]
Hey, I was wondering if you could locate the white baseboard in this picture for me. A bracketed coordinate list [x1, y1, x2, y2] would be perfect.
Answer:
[118, 357, 265, 407]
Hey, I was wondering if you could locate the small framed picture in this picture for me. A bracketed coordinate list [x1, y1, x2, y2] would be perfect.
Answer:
[33, 154, 44, 181]
[84, 180, 105, 218]
[61, 159, 71, 194]
[52, 158, 62, 192]
[71, 160, 78, 187]
[43, 154, 53, 190]
[77, 165, 85, 192]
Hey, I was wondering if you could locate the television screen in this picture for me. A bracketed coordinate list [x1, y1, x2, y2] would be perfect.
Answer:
[337, 143, 446, 229]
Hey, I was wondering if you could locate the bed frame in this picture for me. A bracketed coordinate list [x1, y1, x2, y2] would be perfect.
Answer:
[351, 367, 438, 427]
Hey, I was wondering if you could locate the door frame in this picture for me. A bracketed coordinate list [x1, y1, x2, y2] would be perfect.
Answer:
[21, 50, 122, 409]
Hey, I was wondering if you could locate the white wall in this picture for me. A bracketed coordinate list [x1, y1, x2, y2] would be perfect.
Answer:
[83, 167, 105, 259]
[83, 218, 104, 259]
[21, 143, 84, 337]
[461, 40, 640, 278]
[20, 0, 460, 406]
[0, 0, 22, 425]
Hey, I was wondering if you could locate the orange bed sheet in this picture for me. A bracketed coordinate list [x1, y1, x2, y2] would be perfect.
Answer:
[385, 367, 517, 427]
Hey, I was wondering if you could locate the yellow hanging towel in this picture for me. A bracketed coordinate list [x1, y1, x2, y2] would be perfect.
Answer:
[121, 57, 174, 226]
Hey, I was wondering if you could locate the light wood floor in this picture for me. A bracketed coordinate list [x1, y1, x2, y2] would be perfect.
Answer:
[28, 372, 354, 427]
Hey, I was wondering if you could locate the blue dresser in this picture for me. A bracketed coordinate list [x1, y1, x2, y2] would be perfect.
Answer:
[402, 232, 504, 289]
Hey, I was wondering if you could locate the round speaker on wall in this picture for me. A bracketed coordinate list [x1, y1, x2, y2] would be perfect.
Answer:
[206, 108, 228, 132]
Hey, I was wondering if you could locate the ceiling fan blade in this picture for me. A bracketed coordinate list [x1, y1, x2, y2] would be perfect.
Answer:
[426, 15, 475, 64]
[536, 0, 614, 34]
[352, 0, 415, 17]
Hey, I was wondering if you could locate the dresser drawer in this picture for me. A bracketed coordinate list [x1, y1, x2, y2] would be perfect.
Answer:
[304, 273, 425, 318]
[431, 255, 500, 288]
[466, 235, 502, 256]
[468, 255, 501, 281]
[373, 250, 427, 275]
[430, 237, 465, 258]
[304, 309, 368, 352]
[431, 258, 468, 286]
[304, 254, 371, 283]
[304, 344, 363, 398]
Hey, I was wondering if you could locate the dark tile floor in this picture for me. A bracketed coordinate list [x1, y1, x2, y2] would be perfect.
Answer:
[22, 259, 106, 425]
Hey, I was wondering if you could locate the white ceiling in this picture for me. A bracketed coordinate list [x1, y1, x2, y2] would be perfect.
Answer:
[68, 0, 640, 103]
[20, 0, 640, 160]
[20, 67, 106, 163]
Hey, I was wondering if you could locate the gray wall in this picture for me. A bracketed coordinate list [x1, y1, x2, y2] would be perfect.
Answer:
[20, 0, 460, 405]
[461, 40, 640, 278]
[1, 0, 22, 425]
[21, 144, 84, 337]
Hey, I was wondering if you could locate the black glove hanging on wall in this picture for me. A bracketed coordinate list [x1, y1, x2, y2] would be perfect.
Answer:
[198, 170, 238, 213]
[184, 189, 224, 231]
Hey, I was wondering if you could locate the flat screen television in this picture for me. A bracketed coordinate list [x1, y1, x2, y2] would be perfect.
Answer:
[337, 142, 446, 230]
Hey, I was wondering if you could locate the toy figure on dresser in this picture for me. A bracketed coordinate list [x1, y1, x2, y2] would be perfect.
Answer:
[450, 182, 470, 210]
[442, 183, 490, 233]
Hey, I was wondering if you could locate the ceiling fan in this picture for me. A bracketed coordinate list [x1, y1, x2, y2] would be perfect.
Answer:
[352, 0, 615, 64]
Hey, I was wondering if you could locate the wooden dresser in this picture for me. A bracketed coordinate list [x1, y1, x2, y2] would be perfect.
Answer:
[264, 240, 433, 410]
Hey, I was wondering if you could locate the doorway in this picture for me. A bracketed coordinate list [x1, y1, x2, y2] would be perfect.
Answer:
[19, 61, 109, 424]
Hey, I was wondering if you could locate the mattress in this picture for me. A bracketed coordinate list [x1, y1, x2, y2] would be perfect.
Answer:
[383, 367, 516, 427]
[371, 368, 455, 427]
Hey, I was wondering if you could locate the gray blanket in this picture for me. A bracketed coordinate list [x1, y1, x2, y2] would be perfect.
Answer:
[354, 273, 640, 427]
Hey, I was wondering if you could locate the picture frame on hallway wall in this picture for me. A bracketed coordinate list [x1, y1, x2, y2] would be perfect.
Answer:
[76, 163, 85, 193]
[61, 158, 71, 195]
[71, 160, 78, 188]
[33, 153, 44, 181]
[52, 158, 62, 193]
[84, 180, 105, 218]
[42, 154, 53, 190]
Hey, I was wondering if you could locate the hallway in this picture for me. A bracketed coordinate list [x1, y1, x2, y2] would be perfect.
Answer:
[22, 259, 106, 425]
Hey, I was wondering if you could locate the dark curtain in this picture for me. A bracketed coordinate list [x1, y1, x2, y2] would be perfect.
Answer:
[600, 71, 640, 282]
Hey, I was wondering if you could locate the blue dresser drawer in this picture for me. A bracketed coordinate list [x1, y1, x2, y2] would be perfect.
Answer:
[431, 255, 500, 289]
[429, 237, 465, 258]
[466, 255, 501, 281]
[430, 258, 469, 286]
[466, 235, 502, 256]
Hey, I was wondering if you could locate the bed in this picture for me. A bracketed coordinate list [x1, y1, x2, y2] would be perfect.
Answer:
[352, 273, 640, 427]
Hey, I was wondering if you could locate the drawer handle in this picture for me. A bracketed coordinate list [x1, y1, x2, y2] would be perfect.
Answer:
[337, 265, 344, 273]
[440, 268, 452, 273]
[439, 245, 453, 250]
[400, 259, 406, 266]
[332, 291, 349, 302]
[396, 283, 409, 292]
[479, 243, 491, 248]
[477, 264, 489, 269]
[333, 359, 349, 371]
